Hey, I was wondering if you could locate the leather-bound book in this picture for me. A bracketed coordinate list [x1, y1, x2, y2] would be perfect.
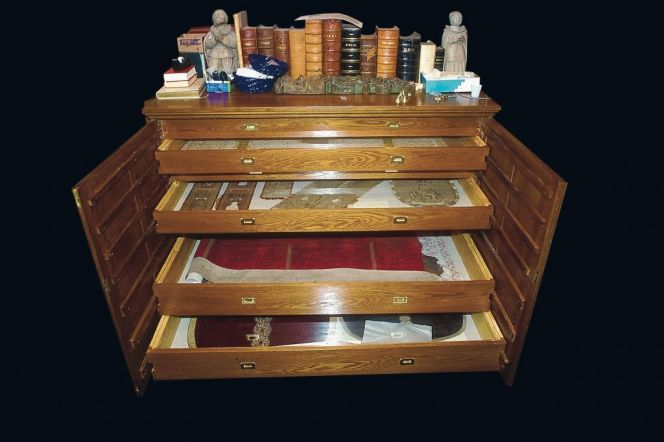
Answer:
[322, 19, 342, 76]
[397, 32, 421, 81]
[418, 40, 436, 82]
[305, 19, 323, 77]
[376, 26, 399, 78]
[289, 28, 306, 78]
[257, 25, 276, 57]
[274, 27, 291, 65]
[434, 46, 445, 71]
[239, 26, 258, 67]
[360, 34, 377, 78]
[341, 24, 361, 76]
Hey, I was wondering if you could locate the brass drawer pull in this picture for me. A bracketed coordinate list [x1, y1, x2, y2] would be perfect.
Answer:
[400, 358, 415, 366]
[240, 362, 256, 369]
[244, 123, 257, 131]
[241, 157, 255, 165]
[241, 218, 256, 225]
[393, 216, 408, 224]
[387, 122, 401, 129]
[246, 334, 259, 341]
[241, 297, 256, 304]
[390, 155, 405, 164]
[392, 296, 408, 304]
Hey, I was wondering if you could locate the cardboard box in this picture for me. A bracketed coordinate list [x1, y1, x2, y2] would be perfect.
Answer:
[177, 33, 205, 53]
[420, 71, 480, 94]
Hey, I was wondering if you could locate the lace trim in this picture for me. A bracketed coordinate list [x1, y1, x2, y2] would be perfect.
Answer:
[251, 317, 273, 347]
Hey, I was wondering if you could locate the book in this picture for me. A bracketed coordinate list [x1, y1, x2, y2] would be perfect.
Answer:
[274, 27, 291, 65]
[305, 19, 323, 77]
[164, 75, 198, 88]
[257, 25, 276, 57]
[233, 11, 249, 68]
[163, 65, 197, 82]
[155, 78, 205, 99]
[322, 19, 341, 76]
[397, 32, 421, 81]
[376, 26, 399, 78]
[418, 40, 436, 82]
[289, 28, 306, 78]
[360, 34, 377, 78]
[434, 46, 445, 71]
[341, 24, 361, 76]
[240, 26, 257, 67]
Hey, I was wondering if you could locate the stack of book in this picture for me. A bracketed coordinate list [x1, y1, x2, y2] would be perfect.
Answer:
[156, 65, 205, 99]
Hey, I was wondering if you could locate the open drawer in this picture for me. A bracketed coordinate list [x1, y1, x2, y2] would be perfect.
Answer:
[154, 234, 494, 315]
[153, 178, 492, 233]
[147, 312, 505, 380]
[156, 136, 489, 176]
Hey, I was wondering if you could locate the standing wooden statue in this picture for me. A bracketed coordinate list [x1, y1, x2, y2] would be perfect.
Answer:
[441, 11, 468, 73]
[204, 9, 239, 75]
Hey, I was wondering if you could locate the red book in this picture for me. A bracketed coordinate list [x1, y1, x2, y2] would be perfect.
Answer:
[163, 65, 196, 82]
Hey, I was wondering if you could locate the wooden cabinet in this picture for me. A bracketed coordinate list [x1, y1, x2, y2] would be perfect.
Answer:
[73, 92, 565, 395]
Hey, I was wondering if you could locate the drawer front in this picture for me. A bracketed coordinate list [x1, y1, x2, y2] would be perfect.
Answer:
[156, 146, 489, 175]
[148, 314, 504, 380]
[154, 206, 492, 233]
[156, 281, 493, 316]
[162, 117, 483, 139]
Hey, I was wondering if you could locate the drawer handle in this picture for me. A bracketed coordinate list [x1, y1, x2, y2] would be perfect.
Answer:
[244, 123, 257, 131]
[240, 362, 256, 370]
[241, 157, 255, 165]
[246, 334, 259, 341]
[400, 358, 415, 366]
[390, 155, 405, 164]
[393, 216, 408, 224]
[241, 218, 256, 225]
[241, 297, 256, 305]
[392, 296, 408, 304]
[387, 122, 401, 129]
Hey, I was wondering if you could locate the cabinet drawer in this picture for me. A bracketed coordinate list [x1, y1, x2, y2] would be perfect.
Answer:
[161, 117, 483, 139]
[154, 235, 495, 316]
[153, 179, 492, 234]
[147, 312, 504, 380]
[156, 136, 488, 175]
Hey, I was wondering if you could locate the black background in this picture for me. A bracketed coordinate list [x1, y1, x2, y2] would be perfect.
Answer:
[8, 1, 663, 440]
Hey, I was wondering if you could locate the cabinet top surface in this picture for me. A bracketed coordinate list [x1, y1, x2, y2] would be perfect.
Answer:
[143, 91, 501, 118]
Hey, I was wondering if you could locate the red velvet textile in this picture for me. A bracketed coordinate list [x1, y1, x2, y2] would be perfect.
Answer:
[194, 236, 425, 271]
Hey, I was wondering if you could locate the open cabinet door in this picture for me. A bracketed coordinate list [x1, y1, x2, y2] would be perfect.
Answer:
[72, 122, 173, 395]
[473, 118, 567, 385]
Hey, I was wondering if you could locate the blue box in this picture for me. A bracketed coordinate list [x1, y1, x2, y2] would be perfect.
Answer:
[206, 80, 233, 93]
[420, 72, 480, 94]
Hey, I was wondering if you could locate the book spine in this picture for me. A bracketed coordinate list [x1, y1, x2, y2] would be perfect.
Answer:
[274, 28, 291, 64]
[305, 19, 323, 77]
[340, 24, 361, 76]
[289, 28, 306, 78]
[359, 33, 377, 78]
[434, 46, 445, 71]
[257, 25, 275, 57]
[240, 26, 258, 67]
[397, 32, 421, 82]
[322, 19, 341, 76]
[375, 26, 399, 78]
[418, 41, 436, 82]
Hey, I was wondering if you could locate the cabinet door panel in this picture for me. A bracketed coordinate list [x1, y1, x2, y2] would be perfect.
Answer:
[73, 122, 173, 395]
[474, 118, 566, 385]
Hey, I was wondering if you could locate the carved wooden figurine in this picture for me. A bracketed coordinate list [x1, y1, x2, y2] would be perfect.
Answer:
[441, 11, 468, 73]
[204, 9, 239, 75]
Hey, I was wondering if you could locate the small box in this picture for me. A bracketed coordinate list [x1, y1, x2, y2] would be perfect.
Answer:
[206, 80, 233, 93]
[177, 33, 205, 53]
[420, 71, 480, 94]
